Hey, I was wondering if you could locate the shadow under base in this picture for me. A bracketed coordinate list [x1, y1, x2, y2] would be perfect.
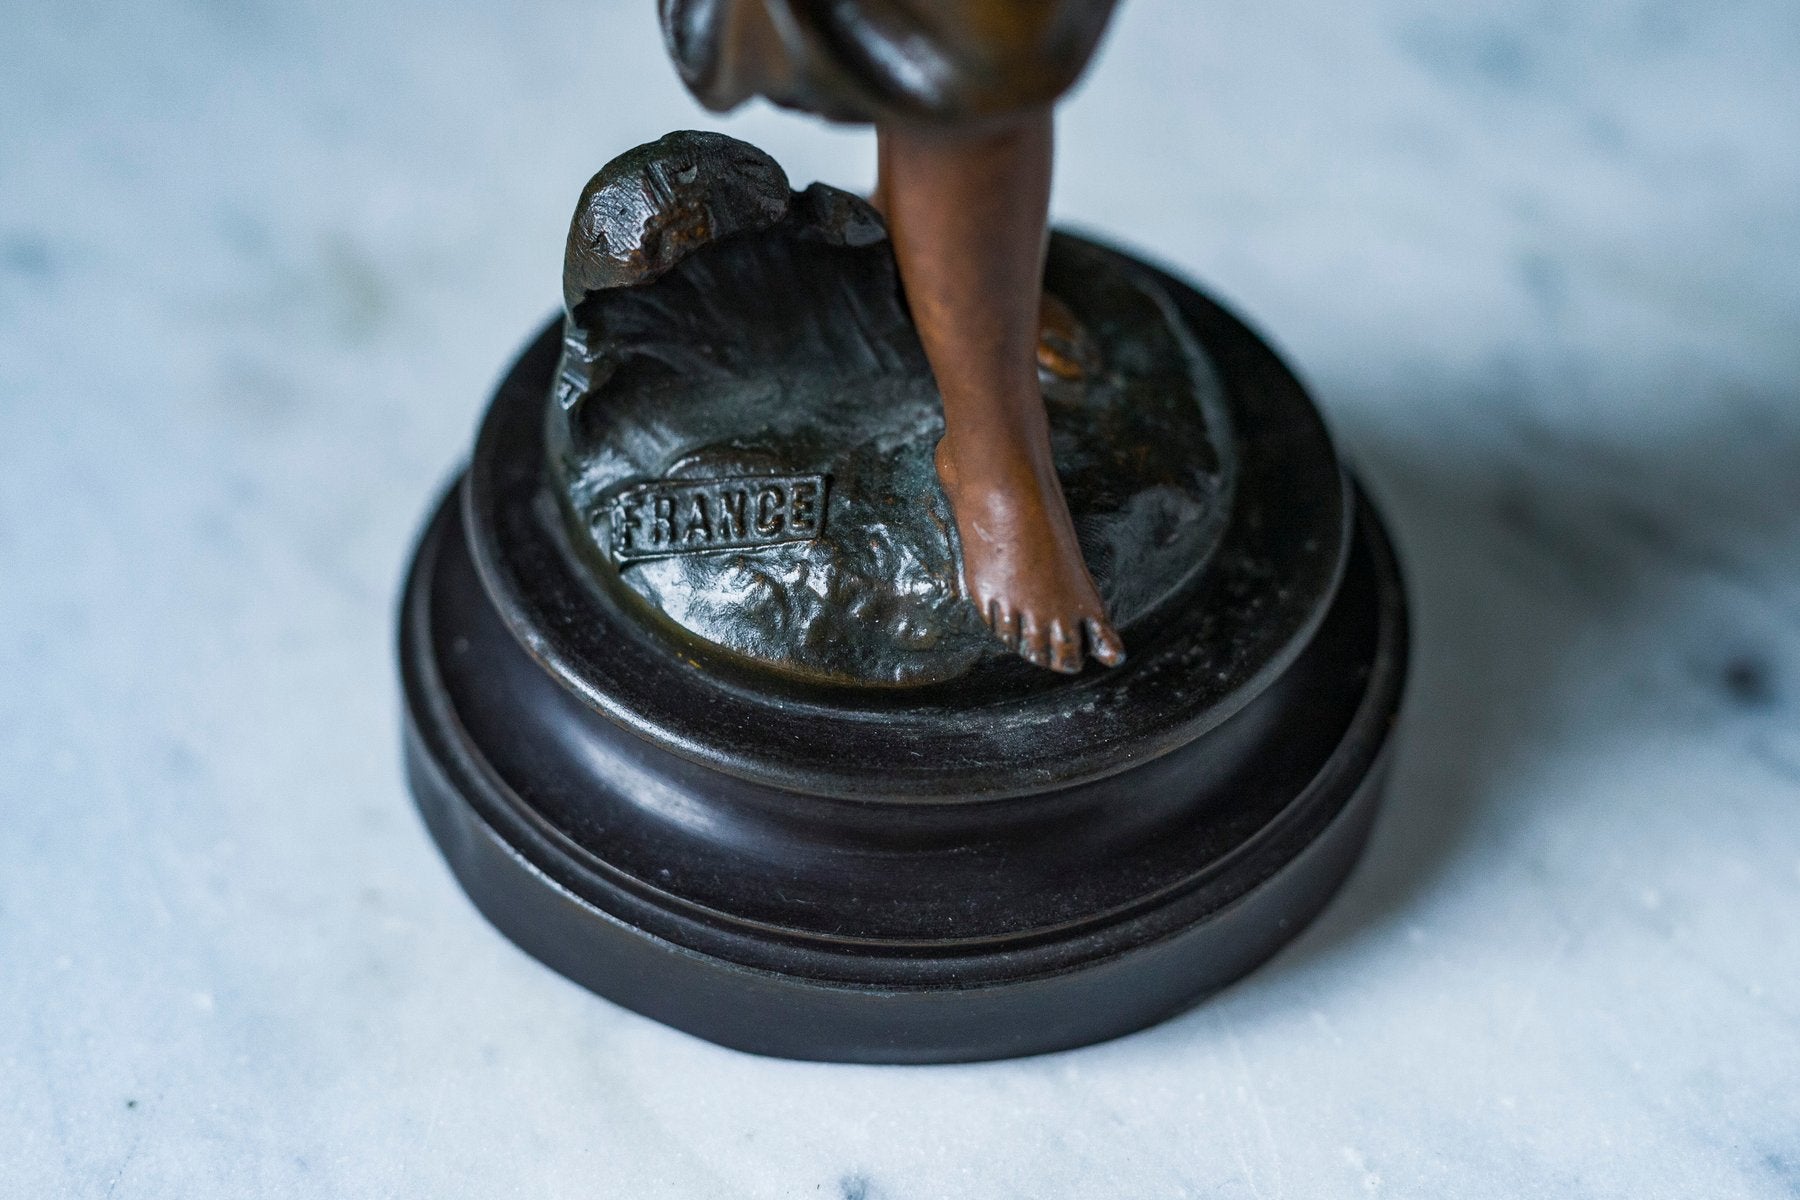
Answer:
[397, 243, 1408, 1063]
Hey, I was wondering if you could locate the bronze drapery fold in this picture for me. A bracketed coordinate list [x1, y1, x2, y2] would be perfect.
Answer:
[659, 0, 1120, 127]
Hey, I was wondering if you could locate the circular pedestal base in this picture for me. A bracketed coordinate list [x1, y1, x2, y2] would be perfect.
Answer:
[398, 245, 1408, 1063]
[402, 484, 1404, 1063]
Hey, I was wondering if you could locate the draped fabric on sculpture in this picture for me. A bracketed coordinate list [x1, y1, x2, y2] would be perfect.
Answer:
[658, 0, 1119, 126]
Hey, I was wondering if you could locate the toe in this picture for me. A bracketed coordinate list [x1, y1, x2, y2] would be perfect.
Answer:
[1018, 614, 1051, 668]
[1048, 620, 1083, 674]
[989, 599, 1019, 650]
[1085, 616, 1126, 667]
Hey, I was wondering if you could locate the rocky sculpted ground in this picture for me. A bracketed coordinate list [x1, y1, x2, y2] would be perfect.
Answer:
[549, 132, 1236, 686]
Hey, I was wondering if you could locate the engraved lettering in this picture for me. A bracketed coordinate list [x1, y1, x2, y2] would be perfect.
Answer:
[718, 488, 747, 539]
[606, 474, 829, 564]
[651, 494, 676, 547]
[683, 493, 712, 543]
[615, 495, 643, 553]
[755, 485, 786, 536]
[789, 481, 819, 535]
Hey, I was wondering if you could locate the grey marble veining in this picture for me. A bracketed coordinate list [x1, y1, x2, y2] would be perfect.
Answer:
[2, 1, 1797, 1196]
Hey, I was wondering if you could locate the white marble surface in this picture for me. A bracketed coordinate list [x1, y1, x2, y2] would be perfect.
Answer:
[3, 1, 1798, 1195]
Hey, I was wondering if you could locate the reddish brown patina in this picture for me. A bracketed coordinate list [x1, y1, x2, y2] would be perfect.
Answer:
[661, 0, 1126, 672]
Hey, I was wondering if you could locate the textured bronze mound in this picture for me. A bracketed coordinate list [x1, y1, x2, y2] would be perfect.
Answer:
[547, 133, 1233, 685]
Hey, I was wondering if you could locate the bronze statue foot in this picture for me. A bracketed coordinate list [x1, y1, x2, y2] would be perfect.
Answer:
[935, 433, 1125, 673]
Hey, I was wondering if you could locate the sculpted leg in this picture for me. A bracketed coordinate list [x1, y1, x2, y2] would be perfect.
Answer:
[878, 111, 1124, 672]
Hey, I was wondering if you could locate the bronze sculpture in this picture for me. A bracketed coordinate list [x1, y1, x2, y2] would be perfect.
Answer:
[662, 0, 1123, 672]
[396, 1, 1410, 1061]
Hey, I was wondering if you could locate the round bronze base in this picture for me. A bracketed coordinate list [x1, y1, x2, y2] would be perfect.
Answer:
[397, 252, 1408, 1063]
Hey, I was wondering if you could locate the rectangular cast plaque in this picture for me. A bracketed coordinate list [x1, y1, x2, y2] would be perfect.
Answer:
[608, 474, 829, 563]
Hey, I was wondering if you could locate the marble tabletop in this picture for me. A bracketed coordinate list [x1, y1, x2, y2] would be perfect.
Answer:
[4, 1, 1797, 1195]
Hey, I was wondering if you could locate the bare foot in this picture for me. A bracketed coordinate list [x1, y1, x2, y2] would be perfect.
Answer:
[936, 434, 1125, 673]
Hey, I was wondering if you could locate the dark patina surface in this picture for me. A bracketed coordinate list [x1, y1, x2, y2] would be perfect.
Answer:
[397, 243, 1405, 1058]
[397, 133, 1408, 1063]
[549, 131, 1235, 686]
